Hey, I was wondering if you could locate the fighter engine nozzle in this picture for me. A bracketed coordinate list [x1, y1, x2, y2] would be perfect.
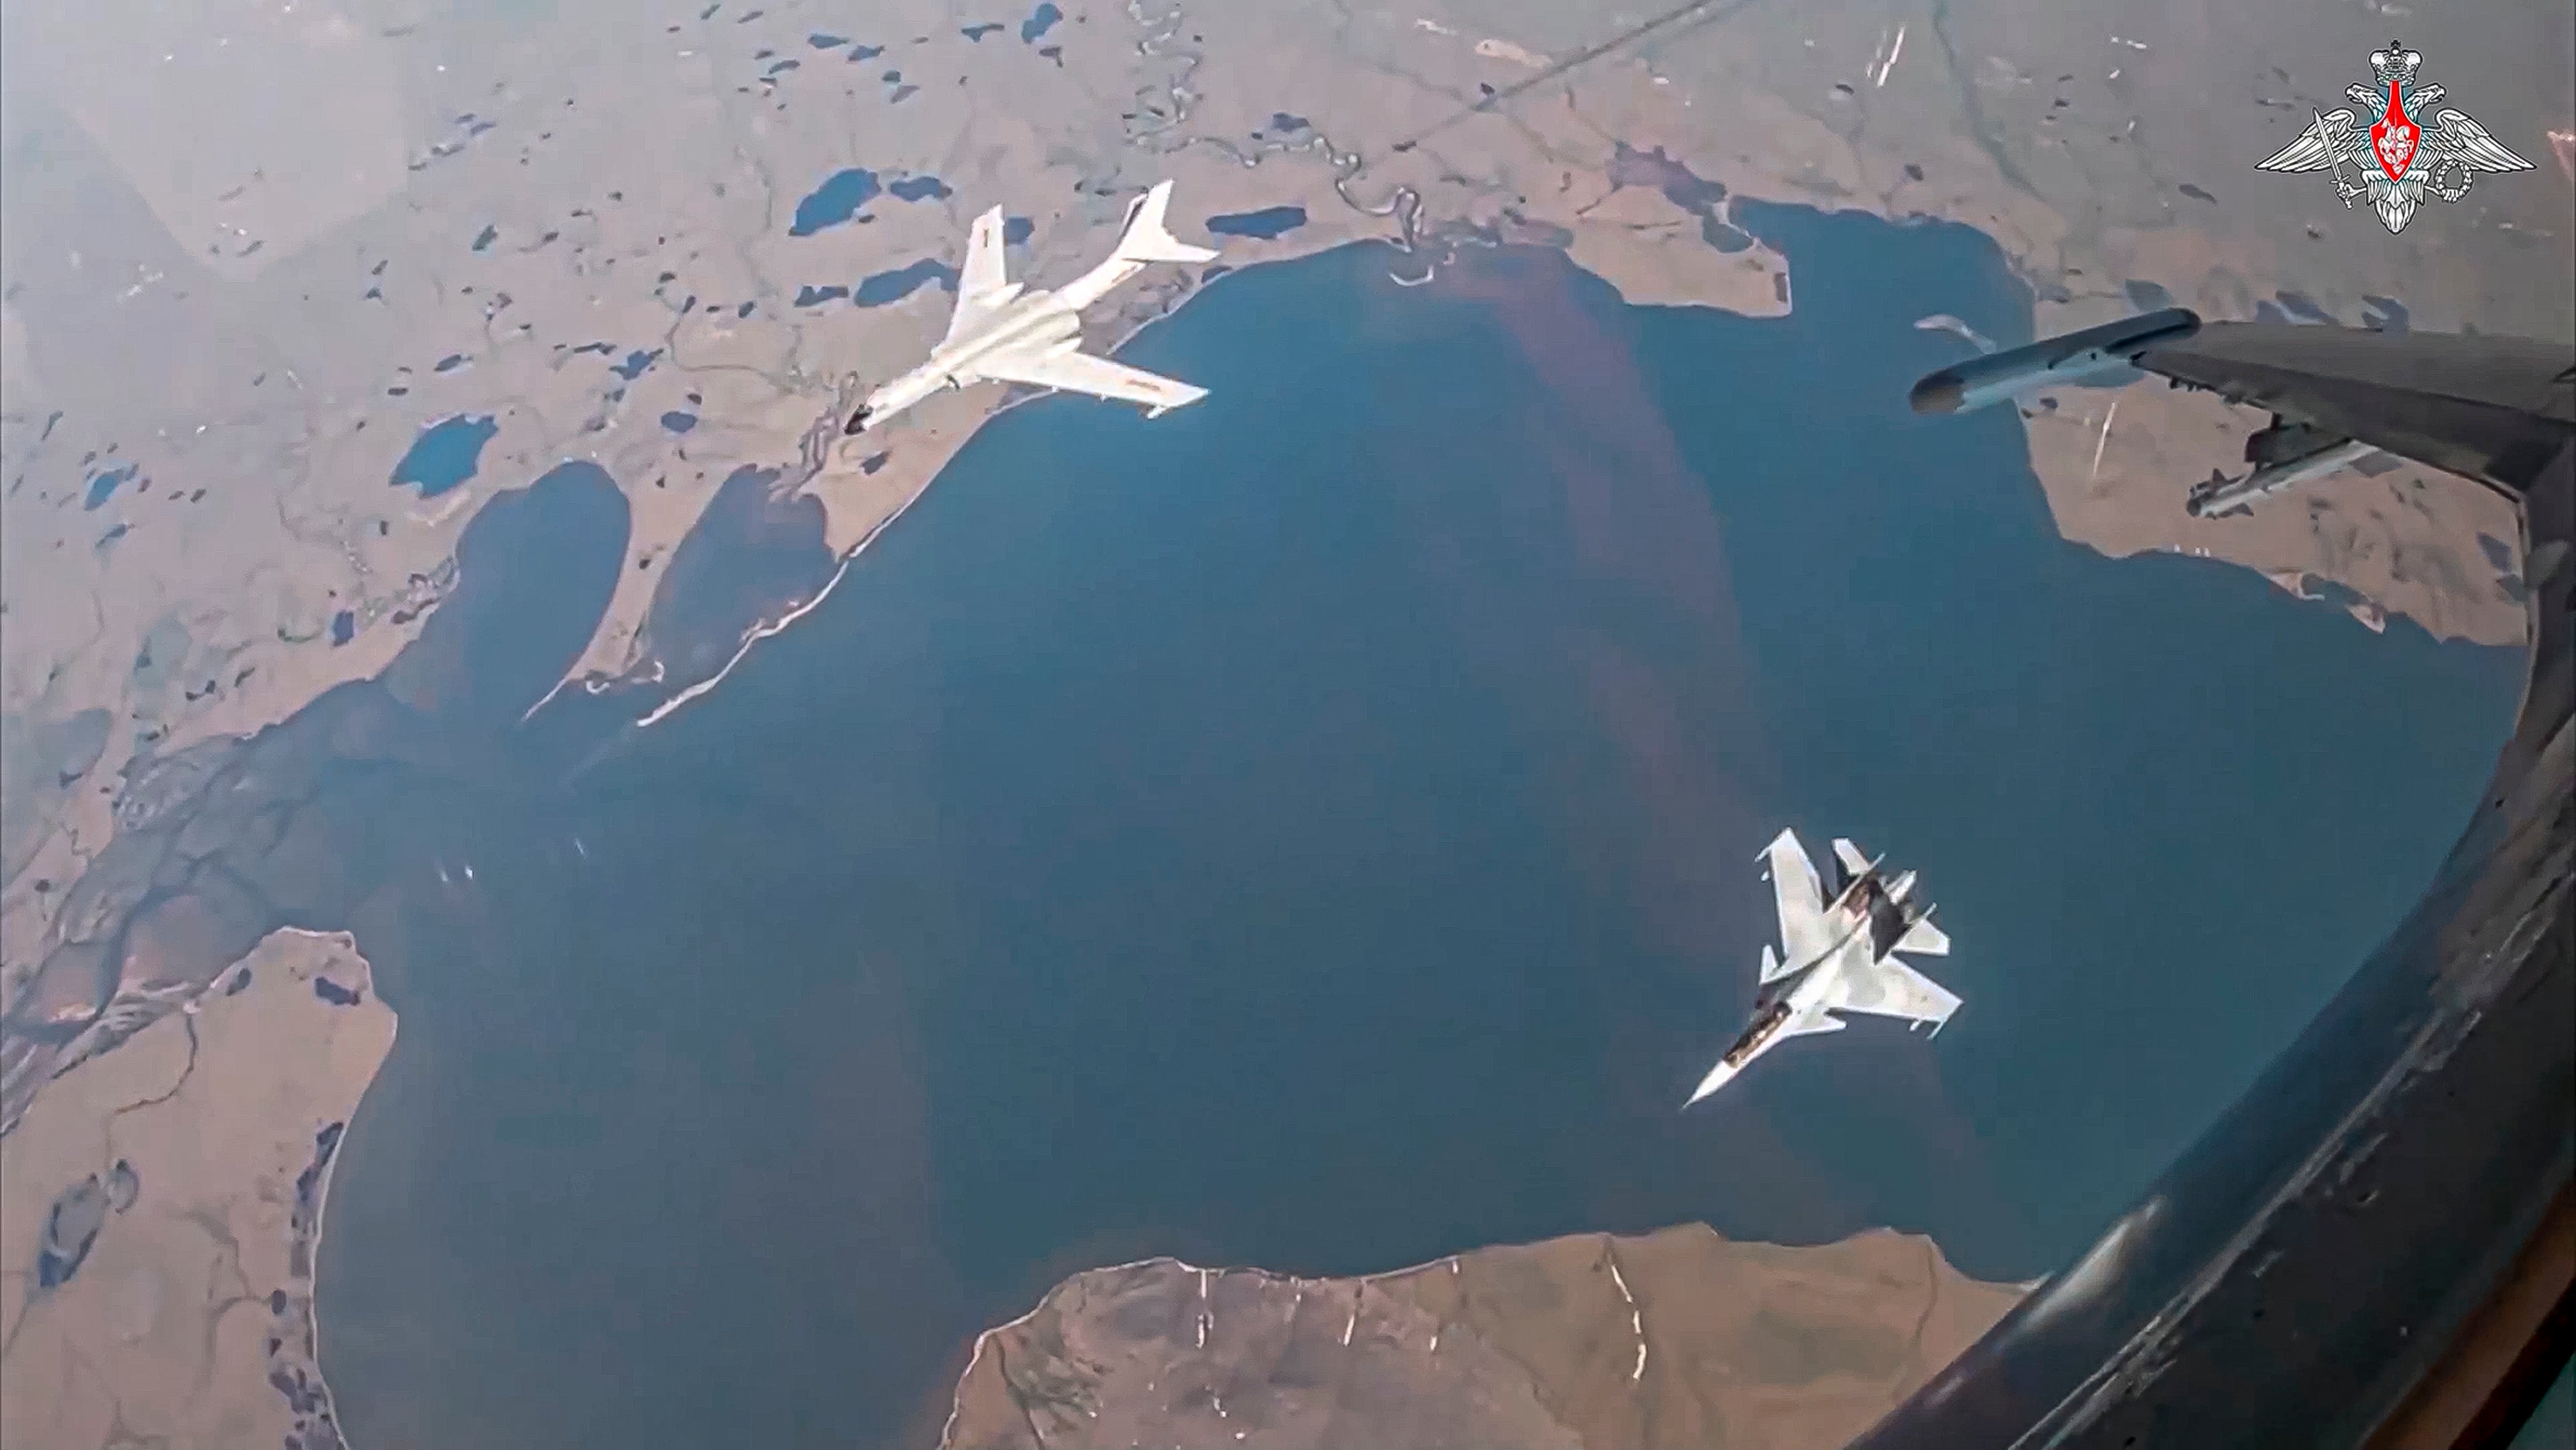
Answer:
[843, 405, 873, 436]
[1908, 307, 2202, 416]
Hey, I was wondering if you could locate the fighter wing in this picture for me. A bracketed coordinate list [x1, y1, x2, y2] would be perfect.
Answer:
[1762, 829, 1835, 967]
[1830, 954, 1963, 1030]
[2430, 111, 2535, 172]
[2258, 110, 2360, 172]
[971, 346, 1211, 417]
[942, 207, 1019, 345]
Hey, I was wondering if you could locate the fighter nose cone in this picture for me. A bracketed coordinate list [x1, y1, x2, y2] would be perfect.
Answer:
[1685, 1059, 1739, 1107]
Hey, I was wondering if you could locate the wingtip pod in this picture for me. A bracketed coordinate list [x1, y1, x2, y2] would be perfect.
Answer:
[1115, 180, 1221, 266]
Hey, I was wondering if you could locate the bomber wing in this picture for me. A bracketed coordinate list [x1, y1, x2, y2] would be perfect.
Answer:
[942, 207, 1022, 345]
[972, 346, 1211, 418]
[1762, 829, 1835, 969]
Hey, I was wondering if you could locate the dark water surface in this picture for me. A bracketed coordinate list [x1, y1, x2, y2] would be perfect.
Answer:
[316, 214, 2519, 1448]
[1205, 204, 1310, 239]
[389, 413, 500, 498]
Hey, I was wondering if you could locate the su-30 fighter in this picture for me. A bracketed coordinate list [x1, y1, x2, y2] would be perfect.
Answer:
[843, 180, 1219, 435]
[1685, 828, 1964, 1106]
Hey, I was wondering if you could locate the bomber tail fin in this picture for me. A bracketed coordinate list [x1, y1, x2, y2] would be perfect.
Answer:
[1114, 180, 1219, 265]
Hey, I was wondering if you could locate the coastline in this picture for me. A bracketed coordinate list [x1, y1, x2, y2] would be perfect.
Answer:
[928, 1235, 1608, 1447]
[626, 235, 1279, 736]
[613, 190, 2515, 748]
[8, 0, 2549, 1013]
[0, 215, 2539, 1450]
[297, 942, 382, 1450]
[933, 1223, 2029, 1449]
[0, 928, 391, 1449]
[0, 0, 2561, 1440]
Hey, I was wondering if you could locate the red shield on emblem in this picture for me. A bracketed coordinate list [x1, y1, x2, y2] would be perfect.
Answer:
[2371, 83, 2420, 180]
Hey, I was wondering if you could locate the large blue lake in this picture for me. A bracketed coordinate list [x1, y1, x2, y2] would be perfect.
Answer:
[317, 207, 2521, 1447]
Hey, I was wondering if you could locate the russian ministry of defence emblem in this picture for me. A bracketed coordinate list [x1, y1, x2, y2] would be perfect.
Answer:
[2257, 43, 2535, 234]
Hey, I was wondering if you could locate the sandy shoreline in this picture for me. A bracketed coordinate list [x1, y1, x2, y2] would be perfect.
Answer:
[1, 0, 2562, 1439]
[0, 928, 391, 1449]
[933, 1223, 2030, 1449]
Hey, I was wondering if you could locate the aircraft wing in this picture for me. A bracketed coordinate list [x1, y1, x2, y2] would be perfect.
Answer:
[1762, 829, 1835, 967]
[1830, 954, 1963, 1031]
[1894, 914, 1951, 957]
[971, 347, 1211, 417]
[942, 207, 1017, 345]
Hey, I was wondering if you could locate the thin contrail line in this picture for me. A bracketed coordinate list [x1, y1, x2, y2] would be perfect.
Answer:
[2091, 398, 2120, 483]
[1382, 0, 1771, 158]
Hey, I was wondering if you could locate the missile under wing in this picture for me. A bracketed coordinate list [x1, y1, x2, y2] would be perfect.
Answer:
[1686, 828, 1961, 1105]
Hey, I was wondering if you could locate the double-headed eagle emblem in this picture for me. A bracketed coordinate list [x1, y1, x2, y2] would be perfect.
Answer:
[2257, 43, 2535, 234]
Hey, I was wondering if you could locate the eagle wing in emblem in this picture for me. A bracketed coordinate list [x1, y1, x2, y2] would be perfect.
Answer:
[2258, 110, 2362, 172]
[2428, 110, 2535, 172]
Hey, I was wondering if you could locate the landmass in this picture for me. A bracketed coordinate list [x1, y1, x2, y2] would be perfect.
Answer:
[1, 0, 2567, 1440]
[935, 1224, 2026, 1449]
[0, 929, 390, 1450]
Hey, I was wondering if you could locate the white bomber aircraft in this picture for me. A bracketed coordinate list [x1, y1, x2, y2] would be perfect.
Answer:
[1685, 828, 1963, 1106]
[843, 180, 1219, 436]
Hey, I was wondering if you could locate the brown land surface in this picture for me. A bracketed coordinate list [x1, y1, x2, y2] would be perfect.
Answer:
[0, 0, 2565, 1438]
[936, 1224, 2024, 1449]
[0, 930, 390, 1450]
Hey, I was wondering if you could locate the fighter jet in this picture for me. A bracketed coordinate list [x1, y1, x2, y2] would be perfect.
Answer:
[1684, 828, 1963, 1106]
[843, 180, 1218, 435]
